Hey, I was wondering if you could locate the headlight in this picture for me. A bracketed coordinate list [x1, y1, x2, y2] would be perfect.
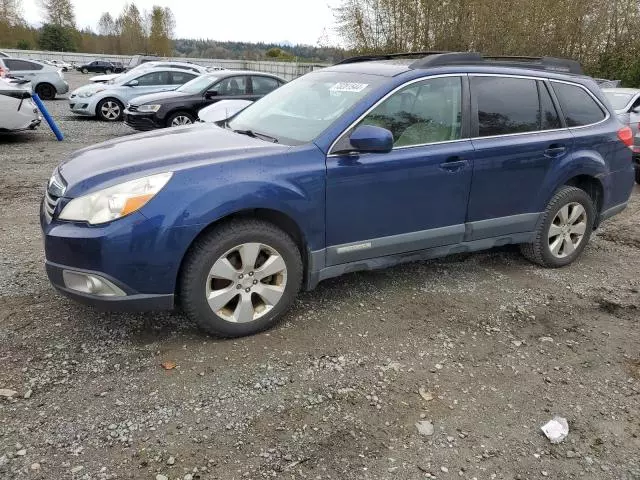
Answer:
[137, 104, 161, 113]
[77, 89, 102, 98]
[59, 172, 173, 225]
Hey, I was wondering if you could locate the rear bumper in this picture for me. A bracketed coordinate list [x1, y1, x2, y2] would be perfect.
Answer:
[46, 261, 175, 311]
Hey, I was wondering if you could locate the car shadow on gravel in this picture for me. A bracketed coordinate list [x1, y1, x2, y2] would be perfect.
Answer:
[0, 132, 41, 143]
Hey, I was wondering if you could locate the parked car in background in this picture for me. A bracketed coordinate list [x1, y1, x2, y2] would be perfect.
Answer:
[0, 58, 68, 100]
[198, 99, 253, 123]
[603, 88, 640, 184]
[127, 54, 161, 70]
[69, 67, 198, 121]
[124, 71, 285, 130]
[0, 78, 41, 132]
[77, 61, 124, 75]
[48, 59, 72, 72]
[89, 61, 214, 84]
[0, 51, 9, 58]
[41, 52, 635, 337]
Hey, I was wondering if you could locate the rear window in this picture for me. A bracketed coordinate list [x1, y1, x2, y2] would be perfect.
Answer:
[552, 82, 606, 127]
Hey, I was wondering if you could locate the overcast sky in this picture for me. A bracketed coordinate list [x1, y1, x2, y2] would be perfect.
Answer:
[21, 0, 341, 46]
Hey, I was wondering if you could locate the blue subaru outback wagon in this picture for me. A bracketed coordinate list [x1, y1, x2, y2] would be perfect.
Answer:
[41, 52, 635, 337]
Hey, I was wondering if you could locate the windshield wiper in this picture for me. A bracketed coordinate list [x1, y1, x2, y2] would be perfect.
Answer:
[232, 128, 278, 143]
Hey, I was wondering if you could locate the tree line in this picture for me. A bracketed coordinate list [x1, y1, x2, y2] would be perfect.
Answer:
[335, 0, 640, 85]
[0, 0, 175, 56]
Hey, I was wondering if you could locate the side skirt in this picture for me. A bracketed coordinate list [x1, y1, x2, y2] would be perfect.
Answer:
[305, 231, 535, 290]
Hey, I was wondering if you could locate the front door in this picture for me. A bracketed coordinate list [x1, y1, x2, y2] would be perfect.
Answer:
[130, 70, 175, 96]
[325, 75, 474, 266]
[206, 75, 253, 107]
[466, 75, 574, 240]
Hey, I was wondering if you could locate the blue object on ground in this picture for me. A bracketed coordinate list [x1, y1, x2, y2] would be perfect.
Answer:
[32, 93, 63, 141]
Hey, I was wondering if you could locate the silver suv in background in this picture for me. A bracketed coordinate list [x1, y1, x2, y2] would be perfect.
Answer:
[601, 88, 640, 183]
[0, 57, 69, 100]
[89, 61, 218, 83]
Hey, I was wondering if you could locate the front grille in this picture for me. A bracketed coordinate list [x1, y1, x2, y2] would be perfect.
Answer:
[43, 190, 60, 218]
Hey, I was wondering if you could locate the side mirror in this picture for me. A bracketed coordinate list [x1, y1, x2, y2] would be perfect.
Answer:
[205, 90, 218, 98]
[349, 125, 394, 153]
[127, 79, 139, 87]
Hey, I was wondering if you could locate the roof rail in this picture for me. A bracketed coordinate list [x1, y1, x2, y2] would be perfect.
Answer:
[335, 51, 451, 65]
[409, 52, 583, 74]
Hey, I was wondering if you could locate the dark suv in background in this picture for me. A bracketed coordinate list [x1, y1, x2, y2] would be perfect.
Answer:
[41, 52, 635, 338]
[123, 71, 285, 129]
[77, 61, 124, 74]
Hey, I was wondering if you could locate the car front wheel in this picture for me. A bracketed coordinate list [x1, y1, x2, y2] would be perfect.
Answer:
[96, 98, 124, 121]
[82, 68, 88, 74]
[520, 186, 595, 268]
[167, 111, 195, 127]
[180, 220, 303, 337]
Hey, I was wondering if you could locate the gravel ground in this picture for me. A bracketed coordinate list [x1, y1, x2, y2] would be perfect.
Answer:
[1, 72, 639, 480]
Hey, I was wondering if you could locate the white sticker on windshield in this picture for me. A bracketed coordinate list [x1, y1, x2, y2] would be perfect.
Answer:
[330, 82, 369, 93]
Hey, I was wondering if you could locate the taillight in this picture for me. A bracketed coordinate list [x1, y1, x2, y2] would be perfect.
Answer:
[617, 126, 633, 147]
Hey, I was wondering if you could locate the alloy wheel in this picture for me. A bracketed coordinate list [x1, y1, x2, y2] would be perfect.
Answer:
[205, 242, 287, 323]
[171, 115, 193, 126]
[548, 202, 587, 258]
[101, 101, 121, 121]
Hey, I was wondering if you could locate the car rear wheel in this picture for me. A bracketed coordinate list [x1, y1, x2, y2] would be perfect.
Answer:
[35, 83, 56, 100]
[180, 220, 303, 337]
[520, 186, 595, 268]
[635, 168, 640, 184]
[167, 111, 195, 127]
[97, 98, 124, 121]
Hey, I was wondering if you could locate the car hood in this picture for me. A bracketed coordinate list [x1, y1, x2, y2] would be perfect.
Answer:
[58, 123, 288, 197]
[129, 90, 191, 105]
[90, 73, 119, 82]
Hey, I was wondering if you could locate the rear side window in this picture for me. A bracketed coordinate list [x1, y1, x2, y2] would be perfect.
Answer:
[169, 71, 196, 85]
[552, 82, 606, 127]
[474, 76, 540, 136]
[251, 76, 280, 95]
[5, 59, 43, 71]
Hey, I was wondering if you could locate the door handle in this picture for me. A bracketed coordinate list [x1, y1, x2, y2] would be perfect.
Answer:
[439, 156, 467, 172]
[544, 144, 567, 158]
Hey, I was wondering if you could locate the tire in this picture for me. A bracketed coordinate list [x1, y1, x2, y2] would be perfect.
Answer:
[520, 186, 595, 268]
[96, 98, 124, 121]
[82, 68, 88, 74]
[166, 111, 195, 127]
[35, 83, 56, 100]
[180, 219, 303, 337]
[105, 69, 112, 74]
[635, 168, 640, 184]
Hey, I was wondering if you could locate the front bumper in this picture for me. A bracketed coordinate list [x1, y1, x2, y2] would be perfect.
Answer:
[56, 81, 70, 95]
[123, 109, 162, 131]
[45, 261, 174, 311]
[69, 96, 97, 116]
[40, 198, 202, 313]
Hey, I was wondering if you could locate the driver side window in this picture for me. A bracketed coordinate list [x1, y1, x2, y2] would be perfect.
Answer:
[360, 76, 463, 147]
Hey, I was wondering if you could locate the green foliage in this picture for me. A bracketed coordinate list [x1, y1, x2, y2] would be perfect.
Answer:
[38, 23, 76, 51]
[16, 39, 30, 49]
[335, 0, 640, 87]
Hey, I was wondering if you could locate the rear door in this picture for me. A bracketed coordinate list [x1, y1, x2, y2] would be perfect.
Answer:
[131, 70, 174, 97]
[466, 75, 573, 239]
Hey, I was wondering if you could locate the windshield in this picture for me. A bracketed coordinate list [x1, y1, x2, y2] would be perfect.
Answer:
[228, 71, 385, 145]
[177, 75, 218, 94]
[604, 91, 634, 110]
